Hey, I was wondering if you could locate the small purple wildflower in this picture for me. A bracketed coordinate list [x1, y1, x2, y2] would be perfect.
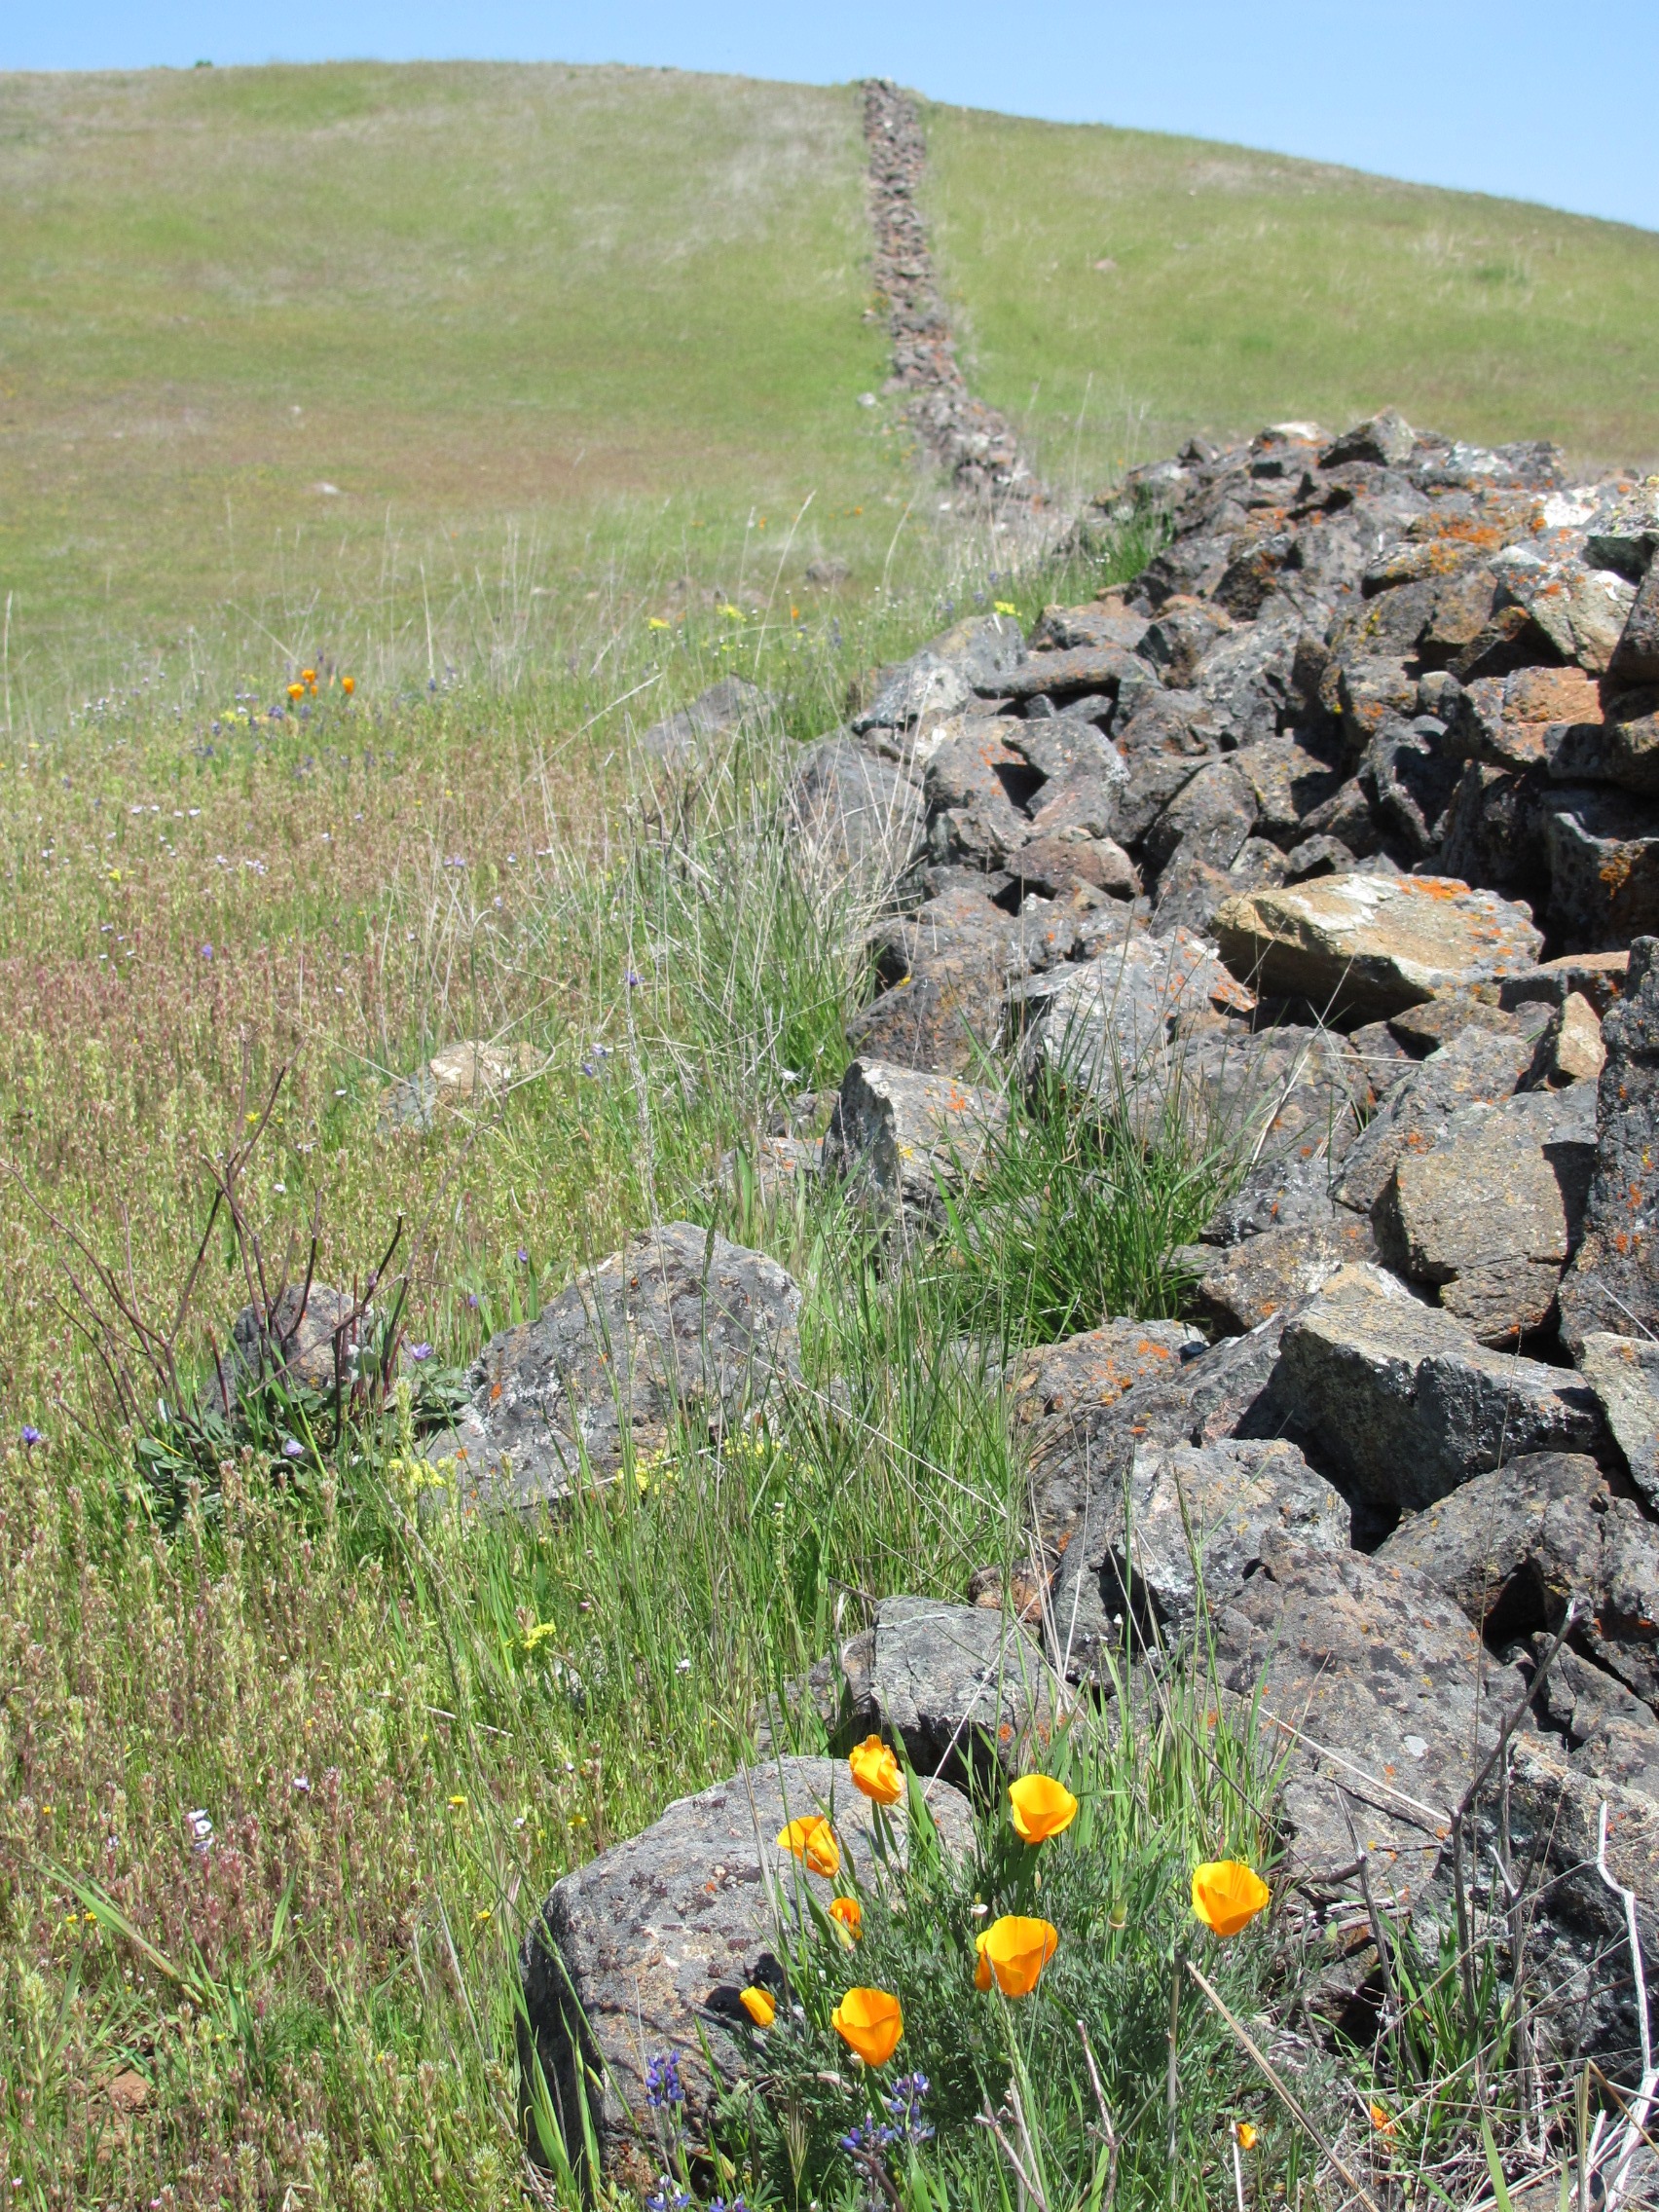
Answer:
[185, 1809, 214, 1856]
[644, 2051, 683, 2111]
[280, 1438, 305, 1460]
[200, 943, 213, 959]
[516, 1247, 529, 1266]
[19, 1426, 43, 1449]
[623, 968, 642, 987]
[292, 1774, 312, 1794]
[408, 1343, 434, 1362]
[709, 2198, 750, 2212]
[645, 2184, 689, 2212]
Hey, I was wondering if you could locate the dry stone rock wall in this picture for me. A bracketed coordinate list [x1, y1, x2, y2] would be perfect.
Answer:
[508, 407, 1659, 2175]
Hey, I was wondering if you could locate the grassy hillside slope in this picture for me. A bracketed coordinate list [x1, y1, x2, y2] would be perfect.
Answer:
[4, 60, 1659, 688]
[924, 101, 1659, 484]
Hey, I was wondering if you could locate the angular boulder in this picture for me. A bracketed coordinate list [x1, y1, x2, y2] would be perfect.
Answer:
[1376, 1451, 1659, 1714]
[521, 1756, 975, 2182]
[1274, 1263, 1605, 1509]
[423, 1225, 801, 1508]
[821, 1059, 1007, 1222]
[1178, 1211, 1380, 1336]
[1335, 1022, 1534, 1214]
[1050, 1438, 1348, 1678]
[1559, 938, 1659, 1352]
[637, 676, 773, 765]
[786, 736, 925, 893]
[1213, 873, 1543, 1021]
[1577, 1334, 1659, 1514]
[1375, 1084, 1597, 1344]
[1216, 1534, 1527, 1888]
[864, 1597, 1064, 1787]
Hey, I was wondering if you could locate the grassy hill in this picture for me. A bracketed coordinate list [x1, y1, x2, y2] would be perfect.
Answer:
[3, 59, 1658, 692]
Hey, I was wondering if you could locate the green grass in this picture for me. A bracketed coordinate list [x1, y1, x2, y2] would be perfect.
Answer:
[5, 59, 1659, 694]
[922, 100, 1659, 483]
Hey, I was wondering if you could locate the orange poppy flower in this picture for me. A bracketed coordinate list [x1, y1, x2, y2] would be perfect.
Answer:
[740, 1985, 776, 2027]
[286, 682, 304, 701]
[977, 1914, 1058, 1997]
[301, 668, 317, 685]
[975, 1930, 993, 1991]
[1008, 1774, 1078, 1845]
[1191, 1861, 1271, 1937]
[848, 1735, 903, 1806]
[1234, 2122, 1258, 2151]
[341, 676, 355, 695]
[829, 1895, 863, 1941]
[776, 1815, 840, 1878]
[831, 1986, 902, 2066]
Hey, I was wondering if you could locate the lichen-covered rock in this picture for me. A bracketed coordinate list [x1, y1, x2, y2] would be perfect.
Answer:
[1559, 938, 1659, 1351]
[1273, 1263, 1605, 1508]
[1213, 873, 1543, 1020]
[1376, 1451, 1659, 1714]
[521, 1756, 974, 2183]
[821, 1059, 1007, 1222]
[1576, 1333, 1659, 1514]
[1335, 1022, 1534, 1214]
[1177, 1211, 1379, 1336]
[229, 1281, 364, 1396]
[786, 735, 925, 892]
[865, 1597, 1063, 1787]
[637, 676, 773, 764]
[1374, 1084, 1597, 1344]
[423, 1225, 801, 1509]
[1216, 1533, 1527, 1887]
[1050, 1438, 1348, 1677]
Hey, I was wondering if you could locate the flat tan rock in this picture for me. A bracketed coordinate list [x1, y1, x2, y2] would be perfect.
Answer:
[1214, 872, 1543, 1020]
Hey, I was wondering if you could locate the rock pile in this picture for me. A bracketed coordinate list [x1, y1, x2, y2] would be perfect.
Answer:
[861, 81, 1038, 505]
[515, 412, 1659, 2171]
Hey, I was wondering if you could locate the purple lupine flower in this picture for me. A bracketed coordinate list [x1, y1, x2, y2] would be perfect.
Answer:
[408, 1343, 434, 1362]
[280, 1438, 305, 1460]
[19, 1426, 43, 1448]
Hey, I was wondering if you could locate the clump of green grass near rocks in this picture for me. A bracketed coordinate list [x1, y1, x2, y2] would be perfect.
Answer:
[0, 505, 1627, 2211]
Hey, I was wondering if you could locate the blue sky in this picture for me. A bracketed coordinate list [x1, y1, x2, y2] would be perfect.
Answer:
[6, 2, 1656, 234]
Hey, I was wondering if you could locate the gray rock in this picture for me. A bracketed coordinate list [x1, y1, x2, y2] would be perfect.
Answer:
[859, 614, 1026, 729]
[1216, 1533, 1526, 1888]
[866, 1597, 1062, 1786]
[1109, 691, 1223, 844]
[787, 736, 925, 893]
[1030, 1314, 1293, 1567]
[1017, 927, 1252, 1102]
[1602, 686, 1659, 797]
[1607, 560, 1659, 687]
[1321, 410, 1416, 469]
[521, 1755, 975, 2181]
[229, 1281, 364, 1397]
[1576, 1334, 1659, 1514]
[991, 643, 1139, 704]
[1030, 601, 1150, 654]
[1498, 948, 1630, 1016]
[638, 677, 772, 764]
[1231, 733, 1345, 842]
[1007, 1318, 1206, 1462]
[1051, 1439, 1349, 1678]
[1377, 1450, 1659, 1714]
[1274, 1262, 1606, 1508]
[1362, 717, 1462, 857]
[423, 1225, 801, 1509]
[923, 724, 1038, 871]
[1144, 757, 1257, 876]
[848, 886, 1073, 1077]
[1496, 1737, 1659, 2062]
[1335, 1023, 1534, 1214]
[1179, 1211, 1380, 1336]
[1542, 786, 1659, 949]
[821, 1059, 1007, 1222]
[1559, 939, 1659, 1352]
[1374, 1085, 1597, 1345]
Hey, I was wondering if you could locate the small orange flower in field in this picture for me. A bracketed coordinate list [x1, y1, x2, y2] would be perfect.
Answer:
[849, 1735, 903, 1806]
[1234, 2122, 1258, 2151]
[978, 1915, 1058, 1997]
[1192, 1862, 1271, 1937]
[777, 1815, 840, 1878]
[1369, 2101, 1395, 2139]
[975, 1930, 993, 1991]
[829, 1895, 863, 1941]
[341, 675, 355, 695]
[1009, 1774, 1078, 1844]
[286, 682, 304, 701]
[301, 668, 316, 685]
[831, 1986, 902, 2065]
[740, 1985, 776, 2027]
